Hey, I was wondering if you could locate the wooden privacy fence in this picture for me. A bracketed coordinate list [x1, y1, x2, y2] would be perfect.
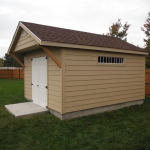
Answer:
[0, 68, 24, 79]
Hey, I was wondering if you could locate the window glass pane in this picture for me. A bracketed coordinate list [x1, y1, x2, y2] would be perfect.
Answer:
[120, 58, 122, 63]
[122, 58, 124, 63]
[119, 58, 121, 63]
[104, 57, 106, 63]
[117, 58, 119, 63]
[107, 57, 109, 63]
[101, 57, 103, 63]
[115, 57, 116, 63]
[110, 57, 112, 63]
[98, 56, 100, 63]
[112, 57, 114, 63]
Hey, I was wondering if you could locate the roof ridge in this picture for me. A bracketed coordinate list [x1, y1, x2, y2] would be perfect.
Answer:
[20, 21, 123, 39]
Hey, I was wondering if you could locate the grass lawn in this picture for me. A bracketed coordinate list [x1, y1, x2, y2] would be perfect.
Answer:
[0, 79, 150, 150]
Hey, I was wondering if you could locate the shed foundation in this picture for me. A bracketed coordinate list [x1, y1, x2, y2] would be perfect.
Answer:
[50, 99, 144, 120]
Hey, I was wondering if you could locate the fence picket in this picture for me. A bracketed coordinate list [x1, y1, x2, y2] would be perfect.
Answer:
[0, 68, 24, 79]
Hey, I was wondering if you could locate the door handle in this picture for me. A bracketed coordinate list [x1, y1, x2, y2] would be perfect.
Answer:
[37, 85, 39, 86]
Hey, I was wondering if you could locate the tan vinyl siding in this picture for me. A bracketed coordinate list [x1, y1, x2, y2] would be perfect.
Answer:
[24, 54, 32, 100]
[24, 48, 62, 113]
[64, 49, 145, 113]
[48, 49, 62, 113]
[14, 30, 37, 52]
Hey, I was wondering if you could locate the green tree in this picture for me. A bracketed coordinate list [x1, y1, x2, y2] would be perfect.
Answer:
[3, 53, 24, 67]
[0, 58, 3, 67]
[106, 19, 130, 41]
[141, 12, 150, 68]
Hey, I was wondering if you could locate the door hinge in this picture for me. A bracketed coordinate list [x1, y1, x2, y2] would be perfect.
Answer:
[31, 83, 33, 86]
[45, 56, 48, 59]
[31, 58, 33, 61]
[45, 86, 48, 89]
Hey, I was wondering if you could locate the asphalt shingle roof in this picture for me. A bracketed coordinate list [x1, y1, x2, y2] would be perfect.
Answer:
[21, 21, 145, 52]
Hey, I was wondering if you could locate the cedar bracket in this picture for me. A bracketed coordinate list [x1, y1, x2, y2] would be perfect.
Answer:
[9, 53, 25, 68]
[39, 45, 61, 68]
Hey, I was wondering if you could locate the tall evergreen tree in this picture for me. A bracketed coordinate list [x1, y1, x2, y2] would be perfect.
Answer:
[141, 12, 150, 68]
[3, 53, 24, 67]
[0, 58, 3, 67]
[106, 19, 130, 41]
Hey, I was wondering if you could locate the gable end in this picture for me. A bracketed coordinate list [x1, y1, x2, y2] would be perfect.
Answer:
[14, 29, 37, 52]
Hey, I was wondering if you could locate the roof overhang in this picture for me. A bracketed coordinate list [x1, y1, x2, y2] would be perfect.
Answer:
[41, 41, 148, 56]
[8, 22, 148, 56]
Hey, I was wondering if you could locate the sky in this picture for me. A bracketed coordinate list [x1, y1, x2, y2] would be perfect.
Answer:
[0, 0, 149, 58]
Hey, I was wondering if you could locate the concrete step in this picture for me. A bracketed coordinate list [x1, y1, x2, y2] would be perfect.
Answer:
[5, 102, 49, 117]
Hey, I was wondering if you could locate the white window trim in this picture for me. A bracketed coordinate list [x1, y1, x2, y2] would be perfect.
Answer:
[98, 56, 124, 64]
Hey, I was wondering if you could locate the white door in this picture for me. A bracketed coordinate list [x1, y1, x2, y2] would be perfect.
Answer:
[38, 57, 47, 107]
[32, 58, 39, 105]
[32, 57, 47, 108]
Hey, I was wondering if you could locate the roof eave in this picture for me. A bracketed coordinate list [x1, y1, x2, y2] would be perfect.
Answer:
[41, 41, 148, 55]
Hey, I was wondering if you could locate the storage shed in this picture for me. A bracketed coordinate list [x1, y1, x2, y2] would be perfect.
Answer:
[8, 21, 147, 120]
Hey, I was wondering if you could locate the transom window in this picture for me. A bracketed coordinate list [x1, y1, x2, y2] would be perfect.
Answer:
[98, 56, 124, 64]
